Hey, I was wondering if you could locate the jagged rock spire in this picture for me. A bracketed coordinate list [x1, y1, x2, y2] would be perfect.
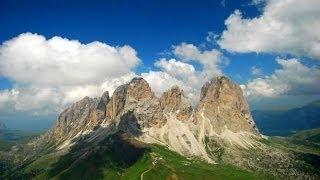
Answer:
[33, 76, 260, 160]
[196, 76, 259, 134]
[159, 85, 192, 121]
[106, 77, 155, 120]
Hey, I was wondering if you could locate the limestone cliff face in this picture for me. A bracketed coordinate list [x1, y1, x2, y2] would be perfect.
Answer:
[195, 76, 259, 135]
[31, 76, 260, 163]
[159, 86, 192, 121]
[90, 91, 110, 126]
[20, 76, 316, 179]
[43, 93, 110, 145]
[105, 77, 165, 130]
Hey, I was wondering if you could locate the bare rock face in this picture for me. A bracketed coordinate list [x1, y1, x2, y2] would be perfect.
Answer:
[90, 91, 110, 126]
[195, 76, 259, 135]
[30, 76, 260, 164]
[106, 84, 128, 120]
[105, 77, 165, 129]
[48, 97, 101, 143]
[106, 77, 155, 120]
[159, 86, 193, 121]
[22, 76, 317, 178]
[126, 77, 155, 101]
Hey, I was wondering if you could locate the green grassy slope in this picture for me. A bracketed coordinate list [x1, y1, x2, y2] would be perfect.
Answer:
[261, 128, 320, 156]
[4, 144, 271, 180]
[4, 128, 320, 180]
[259, 131, 320, 176]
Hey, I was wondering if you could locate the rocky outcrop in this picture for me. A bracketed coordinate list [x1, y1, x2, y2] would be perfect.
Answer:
[159, 86, 192, 121]
[15, 76, 318, 179]
[90, 91, 110, 126]
[106, 77, 165, 129]
[196, 76, 259, 135]
[30, 75, 261, 163]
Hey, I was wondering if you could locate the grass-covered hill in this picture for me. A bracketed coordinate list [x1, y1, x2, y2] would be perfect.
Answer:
[2, 130, 320, 180]
[2, 132, 272, 180]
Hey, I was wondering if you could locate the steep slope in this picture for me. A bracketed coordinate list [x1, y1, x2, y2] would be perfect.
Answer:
[193, 76, 259, 149]
[6, 141, 272, 180]
[253, 100, 320, 136]
[2, 76, 320, 179]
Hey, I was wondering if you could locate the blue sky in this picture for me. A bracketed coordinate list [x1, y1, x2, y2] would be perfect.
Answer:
[0, 0, 267, 78]
[0, 0, 276, 86]
[0, 0, 319, 130]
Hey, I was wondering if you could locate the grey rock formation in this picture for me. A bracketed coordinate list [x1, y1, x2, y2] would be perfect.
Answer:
[13, 76, 317, 179]
[29, 76, 260, 162]
[159, 86, 193, 121]
[195, 76, 259, 134]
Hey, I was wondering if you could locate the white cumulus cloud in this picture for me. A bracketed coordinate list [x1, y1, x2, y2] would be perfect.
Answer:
[0, 33, 226, 115]
[243, 58, 320, 99]
[218, 0, 320, 60]
[0, 33, 139, 114]
[173, 42, 224, 76]
[0, 33, 140, 86]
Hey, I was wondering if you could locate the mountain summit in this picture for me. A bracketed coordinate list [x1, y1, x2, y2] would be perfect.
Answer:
[5, 76, 319, 179]
[31, 76, 259, 162]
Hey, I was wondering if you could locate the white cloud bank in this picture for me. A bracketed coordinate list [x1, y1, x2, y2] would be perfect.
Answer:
[218, 0, 320, 60]
[242, 58, 320, 99]
[2, 31, 318, 117]
[0, 33, 139, 114]
[0, 33, 140, 86]
[0, 33, 225, 115]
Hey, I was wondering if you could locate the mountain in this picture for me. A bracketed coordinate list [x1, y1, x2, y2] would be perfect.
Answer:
[1, 76, 319, 179]
[253, 100, 320, 136]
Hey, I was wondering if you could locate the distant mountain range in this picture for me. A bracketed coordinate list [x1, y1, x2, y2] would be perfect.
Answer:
[253, 100, 320, 136]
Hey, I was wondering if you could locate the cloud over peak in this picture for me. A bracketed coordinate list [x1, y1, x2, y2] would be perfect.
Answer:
[0, 33, 226, 115]
[0, 33, 140, 114]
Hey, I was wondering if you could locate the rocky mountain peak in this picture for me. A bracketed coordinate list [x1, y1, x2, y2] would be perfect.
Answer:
[160, 85, 192, 121]
[200, 75, 233, 101]
[127, 77, 155, 101]
[31, 76, 260, 163]
[106, 77, 156, 120]
[101, 91, 110, 103]
[90, 91, 110, 125]
[196, 75, 259, 134]
[47, 96, 100, 143]
[160, 85, 183, 110]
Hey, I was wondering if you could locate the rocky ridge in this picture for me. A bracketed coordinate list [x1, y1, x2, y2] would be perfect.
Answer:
[4, 76, 318, 179]
[28, 76, 260, 163]
[7, 75, 318, 179]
